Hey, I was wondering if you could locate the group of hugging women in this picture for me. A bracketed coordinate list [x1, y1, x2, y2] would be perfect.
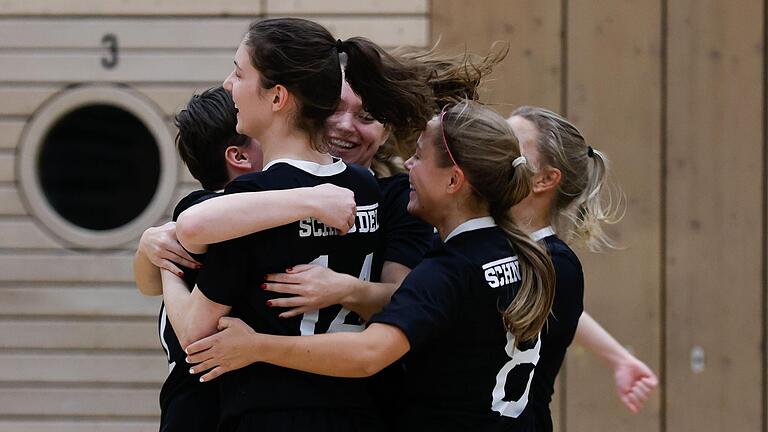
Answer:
[133, 17, 658, 432]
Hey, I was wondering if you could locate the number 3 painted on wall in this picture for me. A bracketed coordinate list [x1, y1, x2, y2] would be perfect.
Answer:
[101, 34, 119, 69]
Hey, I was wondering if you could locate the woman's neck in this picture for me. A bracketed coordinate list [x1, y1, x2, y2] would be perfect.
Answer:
[436, 206, 489, 242]
[260, 127, 332, 165]
[510, 195, 554, 235]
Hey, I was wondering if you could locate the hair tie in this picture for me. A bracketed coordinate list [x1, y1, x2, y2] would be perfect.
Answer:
[512, 155, 527, 168]
[587, 146, 595, 158]
[335, 39, 344, 54]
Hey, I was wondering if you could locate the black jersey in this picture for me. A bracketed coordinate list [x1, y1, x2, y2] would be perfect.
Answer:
[370, 217, 539, 431]
[195, 158, 381, 422]
[368, 173, 433, 427]
[527, 228, 584, 431]
[370, 173, 433, 281]
[158, 189, 220, 432]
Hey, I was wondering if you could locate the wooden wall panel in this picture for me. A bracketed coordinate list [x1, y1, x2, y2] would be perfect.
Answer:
[0, 255, 134, 282]
[0, 18, 250, 49]
[0, 86, 62, 116]
[0, 421, 156, 432]
[0, 187, 27, 215]
[266, 0, 429, 14]
[0, 388, 159, 416]
[0, 154, 13, 182]
[0, 0, 263, 16]
[0, 353, 166, 383]
[0, 321, 158, 349]
[430, 0, 562, 112]
[564, 1, 663, 431]
[0, 287, 159, 317]
[0, 120, 24, 149]
[666, 0, 764, 430]
[0, 220, 68, 249]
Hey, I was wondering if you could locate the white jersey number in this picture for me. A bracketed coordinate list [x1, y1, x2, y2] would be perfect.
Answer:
[491, 332, 541, 418]
[299, 253, 373, 335]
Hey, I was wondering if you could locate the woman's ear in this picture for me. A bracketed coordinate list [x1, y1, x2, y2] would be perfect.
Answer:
[447, 165, 467, 194]
[533, 166, 561, 193]
[271, 85, 291, 112]
[224, 146, 254, 171]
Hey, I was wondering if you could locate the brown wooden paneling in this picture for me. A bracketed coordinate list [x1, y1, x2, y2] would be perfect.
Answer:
[0, 187, 26, 215]
[0, 287, 159, 317]
[666, 0, 764, 430]
[0, 387, 159, 416]
[564, 1, 663, 431]
[0, 18, 249, 49]
[266, 0, 429, 14]
[0, 421, 156, 432]
[0, 86, 63, 116]
[0, 220, 68, 249]
[0, 120, 24, 149]
[0, 154, 13, 182]
[0, 320, 158, 349]
[0, 0, 263, 16]
[431, 0, 562, 113]
[0, 353, 166, 383]
[0, 254, 134, 282]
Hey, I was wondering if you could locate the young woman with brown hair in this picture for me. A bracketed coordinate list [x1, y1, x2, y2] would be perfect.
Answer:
[160, 17, 433, 431]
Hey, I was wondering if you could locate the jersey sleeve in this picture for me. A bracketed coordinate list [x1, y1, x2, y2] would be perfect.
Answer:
[172, 190, 217, 221]
[549, 246, 584, 340]
[193, 175, 268, 305]
[381, 182, 433, 270]
[194, 237, 249, 306]
[369, 255, 467, 349]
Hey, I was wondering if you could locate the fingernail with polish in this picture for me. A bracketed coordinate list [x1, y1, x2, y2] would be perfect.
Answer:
[261, 283, 267, 290]
[266, 300, 273, 307]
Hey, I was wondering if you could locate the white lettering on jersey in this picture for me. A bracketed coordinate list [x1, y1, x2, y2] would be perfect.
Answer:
[298, 203, 379, 238]
[347, 203, 379, 234]
[299, 218, 340, 238]
[482, 256, 521, 288]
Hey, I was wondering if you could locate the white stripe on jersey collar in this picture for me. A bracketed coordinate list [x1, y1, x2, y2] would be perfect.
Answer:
[530, 226, 555, 242]
[444, 216, 496, 242]
[262, 157, 346, 177]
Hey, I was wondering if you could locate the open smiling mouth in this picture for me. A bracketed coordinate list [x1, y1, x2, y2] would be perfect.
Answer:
[327, 138, 357, 149]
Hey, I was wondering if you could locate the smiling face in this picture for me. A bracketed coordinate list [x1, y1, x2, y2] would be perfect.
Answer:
[222, 43, 274, 140]
[404, 118, 453, 225]
[323, 81, 389, 168]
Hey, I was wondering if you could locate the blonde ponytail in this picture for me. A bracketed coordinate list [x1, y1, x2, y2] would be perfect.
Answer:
[511, 106, 623, 251]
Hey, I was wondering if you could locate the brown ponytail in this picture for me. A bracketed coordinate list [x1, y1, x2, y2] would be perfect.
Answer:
[342, 37, 434, 143]
[437, 101, 555, 346]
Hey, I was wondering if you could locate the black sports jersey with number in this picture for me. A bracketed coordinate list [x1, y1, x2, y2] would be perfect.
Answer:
[527, 229, 584, 431]
[370, 173, 432, 281]
[370, 217, 540, 431]
[158, 189, 220, 432]
[368, 173, 433, 427]
[195, 158, 381, 422]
